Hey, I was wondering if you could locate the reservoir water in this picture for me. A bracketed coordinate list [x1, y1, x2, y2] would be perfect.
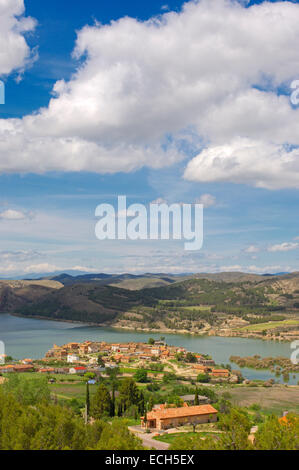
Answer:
[0, 314, 298, 384]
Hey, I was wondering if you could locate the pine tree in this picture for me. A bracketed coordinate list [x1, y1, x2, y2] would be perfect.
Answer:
[86, 382, 90, 418]
[91, 384, 112, 419]
[110, 383, 116, 417]
[117, 403, 123, 417]
[194, 388, 199, 406]
[148, 396, 154, 411]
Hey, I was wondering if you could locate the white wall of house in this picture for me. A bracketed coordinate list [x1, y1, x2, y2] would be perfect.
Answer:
[67, 354, 79, 363]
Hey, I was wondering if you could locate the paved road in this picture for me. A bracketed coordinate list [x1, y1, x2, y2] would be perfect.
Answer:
[128, 426, 170, 450]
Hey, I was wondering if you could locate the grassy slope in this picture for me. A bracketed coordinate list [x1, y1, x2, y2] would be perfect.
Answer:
[221, 385, 299, 415]
[237, 319, 299, 332]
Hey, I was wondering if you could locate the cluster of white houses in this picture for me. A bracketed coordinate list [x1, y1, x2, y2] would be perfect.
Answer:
[44, 340, 188, 363]
[0, 341, 231, 379]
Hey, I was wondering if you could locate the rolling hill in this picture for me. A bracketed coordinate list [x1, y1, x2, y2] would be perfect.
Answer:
[1, 272, 298, 340]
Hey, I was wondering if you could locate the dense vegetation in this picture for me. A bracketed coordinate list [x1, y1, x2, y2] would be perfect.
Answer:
[1, 368, 298, 450]
[169, 407, 299, 450]
[0, 375, 144, 450]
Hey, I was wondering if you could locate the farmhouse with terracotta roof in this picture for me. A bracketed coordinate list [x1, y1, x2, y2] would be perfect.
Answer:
[141, 403, 218, 430]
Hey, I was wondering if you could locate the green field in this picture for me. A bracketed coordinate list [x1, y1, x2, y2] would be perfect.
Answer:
[50, 382, 98, 401]
[180, 306, 212, 312]
[238, 319, 299, 332]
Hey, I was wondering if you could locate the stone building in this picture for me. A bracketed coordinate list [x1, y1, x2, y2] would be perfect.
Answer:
[141, 403, 218, 430]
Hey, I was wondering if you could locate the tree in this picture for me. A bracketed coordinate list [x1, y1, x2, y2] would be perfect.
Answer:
[163, 372, 177, 383]
[97, 355, 105, 367]
[217, 398, 232, 414]
[194, 389, 199, 406]
[148, 396, 154, 411]
[105, 366, 120, 381]
[0, 389, 145, 450]
[119, 378, 139, 412]
[3, 374, 50, 406]
[110, 382, 116, 417]
[197, 373, 210, 383]
[86, 383, 90, 420]
[170, 408, 253, 451]
[134, 369, 148, 383]
[84, 372, 95, 381]
[96, 420, 144, 450]
[91, 384, 112, 419]
[185, 352, 197, 363]
[175, 352, 184, 362]
[4, 356, 13, 363]
[138, 390, 145, 416]
[217, 408, 252, 450]
[167, 395, 183, 407]
[254, 414, 299, 450]
[148, 338, 155, 345]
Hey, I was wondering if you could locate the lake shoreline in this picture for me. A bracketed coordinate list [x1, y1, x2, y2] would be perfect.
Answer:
[8, 312, 294, 343]
[1, 313, 298, 384]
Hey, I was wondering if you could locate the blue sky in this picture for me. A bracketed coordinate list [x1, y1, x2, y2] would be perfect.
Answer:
[1, 0, 299, 276]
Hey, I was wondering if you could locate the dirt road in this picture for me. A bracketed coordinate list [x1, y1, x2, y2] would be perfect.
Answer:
[128, 426, 170, 450]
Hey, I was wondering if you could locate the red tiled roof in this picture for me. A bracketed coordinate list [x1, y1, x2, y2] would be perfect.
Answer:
[146, 404, 218, 421]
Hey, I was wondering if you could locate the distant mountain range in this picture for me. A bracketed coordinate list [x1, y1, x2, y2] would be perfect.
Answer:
[1, 271, 299, 334]
[0, 269, 292, 287]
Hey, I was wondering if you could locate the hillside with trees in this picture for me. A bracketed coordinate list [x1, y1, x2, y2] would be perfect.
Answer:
[0, 273, 298, 339]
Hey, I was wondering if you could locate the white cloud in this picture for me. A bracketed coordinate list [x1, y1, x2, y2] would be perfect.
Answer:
[22, 263, 98, 274]
[195, 194, 216, 208]
[247, 265, 291, 274]
[0, 262, 98, 275]
[184, 138, 299, 189]
[0, 250, 41, 262]
[219, 265, 242, 272]
[245, 245, 260, 253]
[1, 0, 299, 181]
[268, 242, 299, 252]
[0, 0, 37, 76]
[0, 209, 28, 220]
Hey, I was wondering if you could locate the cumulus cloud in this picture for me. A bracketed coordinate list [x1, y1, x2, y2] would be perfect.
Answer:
[0, 209, 29, 220]
[184, 138, 299, 189]
[244, 245, 260, 254]
[0, 0, 37, 76]
[268, 242, 299, 252]
[1, 0, 299, 181]
[195, 194, 216, 208]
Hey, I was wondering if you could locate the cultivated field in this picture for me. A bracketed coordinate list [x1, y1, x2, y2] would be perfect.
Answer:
[222, 385, 299, 414]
